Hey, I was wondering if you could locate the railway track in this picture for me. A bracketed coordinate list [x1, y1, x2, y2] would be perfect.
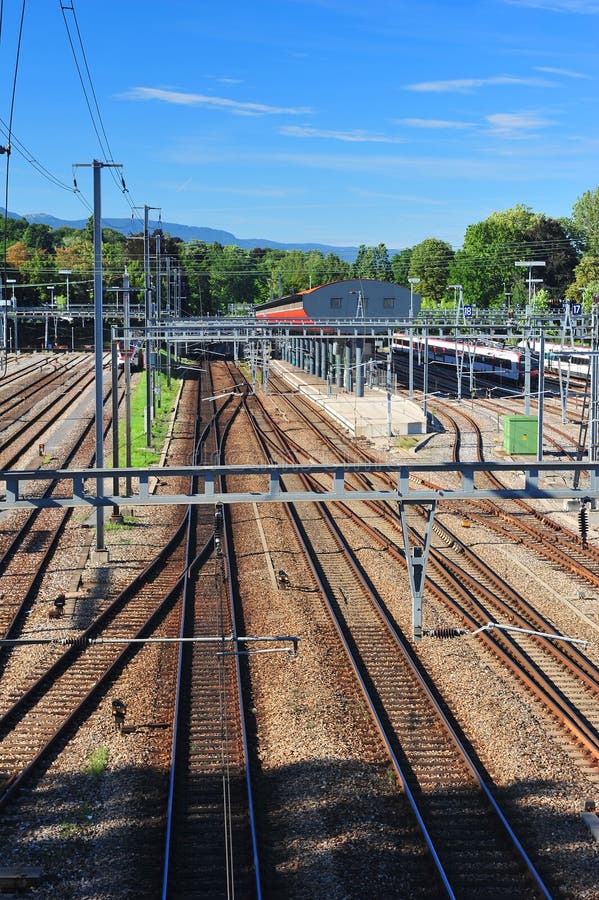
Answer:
[242, 382, 553, 898]
[433, 402, 599, 592]
[0, 354, 89, 439]
[0, 355, 100, 466]
[0, 362, 128, 650]
[264, 376, 599, 757]
[0, 372, 197, 810]
[162, 362, 259, 898]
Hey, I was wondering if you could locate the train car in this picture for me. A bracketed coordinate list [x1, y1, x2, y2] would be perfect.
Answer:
[523, 340, 592, 379]
[116, 340, 144, 372]
[393, 333, 537, 384]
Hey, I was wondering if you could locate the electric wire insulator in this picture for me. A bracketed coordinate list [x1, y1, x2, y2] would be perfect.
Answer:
[426, 627, 466, 639]
[61, 636, 89, 649]
[579, 507, 589, 547]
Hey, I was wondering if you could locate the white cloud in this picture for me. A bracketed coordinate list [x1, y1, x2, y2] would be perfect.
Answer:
[279, 125, 405, 143]
[503, 0, 599, 11]
[403, 75, 555, 93]
[206, 76, 244, 85]
[485, 111, 552, 136]
[535, 66, 590, 78]
[121, 87, 312, 116]
[393, 118, 475, 129]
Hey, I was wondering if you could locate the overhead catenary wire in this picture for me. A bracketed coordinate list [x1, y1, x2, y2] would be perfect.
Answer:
[60, 0, 113, 162]
[59, 1, 143, 226]
[2, 0, 26, 274]
[0, 116, 92, 212]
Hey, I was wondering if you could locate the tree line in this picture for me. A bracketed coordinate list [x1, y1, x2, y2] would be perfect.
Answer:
[2, 186, 599, 314]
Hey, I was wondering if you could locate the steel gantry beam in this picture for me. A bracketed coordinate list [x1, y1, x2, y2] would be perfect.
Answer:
[2, 461, 596, 644]
[2, 461, 598, 510]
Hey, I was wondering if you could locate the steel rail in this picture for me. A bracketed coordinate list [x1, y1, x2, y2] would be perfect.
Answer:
[161, 364, 262, 898]
[243, 392, 552, 899]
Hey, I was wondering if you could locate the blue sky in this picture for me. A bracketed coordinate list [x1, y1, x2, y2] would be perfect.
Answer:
[1, 0, 598, 249]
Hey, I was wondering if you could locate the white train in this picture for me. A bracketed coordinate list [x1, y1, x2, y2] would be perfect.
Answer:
[116, 340, 144, 372]
[393, 333, 537, 384]
[522, 340, 592, 378]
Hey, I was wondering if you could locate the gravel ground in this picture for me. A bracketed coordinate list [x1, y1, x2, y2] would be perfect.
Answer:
[0, 361, 597, 898]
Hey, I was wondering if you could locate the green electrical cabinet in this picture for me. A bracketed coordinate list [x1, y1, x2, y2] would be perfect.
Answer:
[503, 415, 538, 455]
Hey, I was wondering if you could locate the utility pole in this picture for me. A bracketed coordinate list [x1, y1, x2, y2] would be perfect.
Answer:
[133, 204, 161, 448]
[386, 328, 393, 438]
[408, 277, 420, 400]
[144, 206, 153, 446]
[123, 268, 133, 497]
[516, 261, 545, 416]
[155, 230, 162, 410]
[74, 159, 122, 556]
[590, 305, 599, 467]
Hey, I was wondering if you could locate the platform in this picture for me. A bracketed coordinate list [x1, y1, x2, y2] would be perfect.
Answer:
[269, 360, 427, 439]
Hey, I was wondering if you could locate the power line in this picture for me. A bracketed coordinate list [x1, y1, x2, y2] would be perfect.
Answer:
[0, 117, 92, 211]
[2, 0, 27, 272]
[59, 1, 142, 224]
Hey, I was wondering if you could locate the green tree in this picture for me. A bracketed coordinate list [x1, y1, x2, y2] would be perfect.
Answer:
[180, 240, 215, 314]
[350, 243, 393, 280]
[530, 287, 551, 314]
[0, 213, 28, 246]
[572, 187, 599, 255]
[21, 249, 56, 303]
[22, 223, 55, 253]
[351, 244, 376, 278]
[582, 281, 599, 311]
[409, 238, 454, 303]
[391, 248, 412, 286]
[373, 243, 393, 280]
[565, 255, 599, 304]
[208, 244, 258, 313]
[449, 204, 536, 308]
[523, 215, 579, 299]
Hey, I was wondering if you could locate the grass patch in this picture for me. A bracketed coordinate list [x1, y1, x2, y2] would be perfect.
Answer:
[83, 746, 109, 777]
[393, 435, 419, 450]
[118, 367, 181, 467]
[104, 514, 138, 531]
[59, 802, 94, 838]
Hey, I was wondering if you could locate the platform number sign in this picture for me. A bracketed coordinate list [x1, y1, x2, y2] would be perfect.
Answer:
[572, 303, 582, 316]
[464, 305, 473, 319]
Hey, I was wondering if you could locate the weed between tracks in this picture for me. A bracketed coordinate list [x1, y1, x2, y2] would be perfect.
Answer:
[83, 746, 109, 777]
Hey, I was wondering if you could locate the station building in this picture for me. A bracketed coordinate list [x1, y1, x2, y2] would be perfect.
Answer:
[255, 278, 426, 436]
[255, 278, 421, 396]
[254, 277, 419, 323]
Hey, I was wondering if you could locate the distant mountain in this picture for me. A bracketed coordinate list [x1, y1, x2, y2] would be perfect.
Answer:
[15, 212, 383, 263]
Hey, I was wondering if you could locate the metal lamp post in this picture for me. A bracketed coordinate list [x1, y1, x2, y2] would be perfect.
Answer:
[516, 261, 545, 414]
[6, 280, 16, 353]
[408, 277, 420, 400]
[58, 269, 71, 312]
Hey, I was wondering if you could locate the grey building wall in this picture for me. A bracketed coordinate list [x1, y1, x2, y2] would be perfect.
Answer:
[256, 278, 421, 320]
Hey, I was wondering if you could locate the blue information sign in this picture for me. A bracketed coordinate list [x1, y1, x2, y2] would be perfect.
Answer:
[464, 305, 473, 318]
[572, 303, 582, 316]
